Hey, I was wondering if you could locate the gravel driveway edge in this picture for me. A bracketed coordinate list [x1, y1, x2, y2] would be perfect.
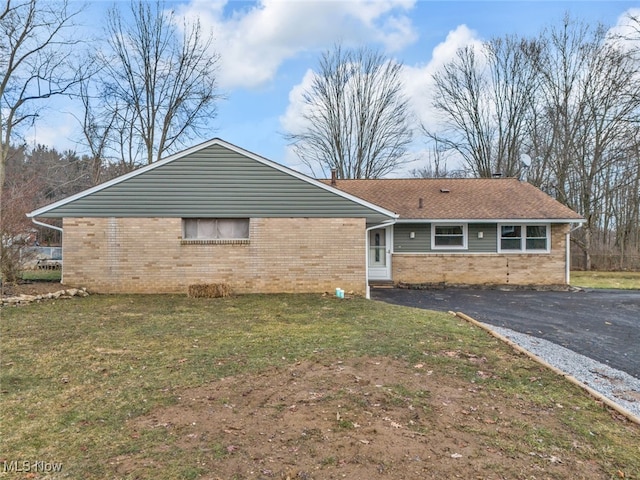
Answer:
[453, 311, 640, 424]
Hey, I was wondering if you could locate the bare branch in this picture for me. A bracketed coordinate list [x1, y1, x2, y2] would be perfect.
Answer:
[1, 0, 86, 263]
[285, 45, 413, 179]
[95, 0, 222, 166]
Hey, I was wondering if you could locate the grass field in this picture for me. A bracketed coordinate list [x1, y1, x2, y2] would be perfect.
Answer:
[571, 270, 640, 289]
[2, 294, 639, 479]
[20, 269, 62, 281]
[17, 269, 640, 288]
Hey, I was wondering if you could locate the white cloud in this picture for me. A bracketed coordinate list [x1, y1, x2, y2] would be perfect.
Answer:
[282, 24, 483, 143]
[606, 7, 640, 51]
[401, 24, 482, 134]
[279, 24, 482, 175]
[279, 68, 317, 135]
[23, 110, 80, 152]
[176, 0, 417, 89]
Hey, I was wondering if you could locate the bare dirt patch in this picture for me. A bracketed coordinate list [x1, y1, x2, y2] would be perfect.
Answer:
[115, 357, 608, 479]
[1, 280, 63, 297]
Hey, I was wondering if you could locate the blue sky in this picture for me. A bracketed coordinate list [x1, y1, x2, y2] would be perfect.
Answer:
[31, 0, 639, 176]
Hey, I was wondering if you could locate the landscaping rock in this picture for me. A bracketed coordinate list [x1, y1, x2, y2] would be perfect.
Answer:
[1, 287, 90, 307]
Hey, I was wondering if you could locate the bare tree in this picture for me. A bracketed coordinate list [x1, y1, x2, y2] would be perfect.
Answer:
[98, 0, 222, 166]
[424, 15, 640, 269]
[0, 0, 85, 283]
[427, 46, 492, 177]
[426, 36, 540, 178]
[411, 138, 467, 178]
[285, 45, 413, 179]
[532, 16, 640, 270]
[76, 76, 117, 185]
[0, 0, 83, 204]
[488, 37, 541, 177]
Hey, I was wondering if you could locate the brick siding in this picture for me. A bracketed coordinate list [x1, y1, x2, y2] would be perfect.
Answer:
[62, 217, 366, 294]
[392, 224, 570, 286]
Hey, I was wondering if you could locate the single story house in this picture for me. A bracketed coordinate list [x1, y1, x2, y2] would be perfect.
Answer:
[28, 138, 584, 296]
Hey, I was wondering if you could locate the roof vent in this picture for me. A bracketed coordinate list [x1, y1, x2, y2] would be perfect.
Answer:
[492, 172, 503, 178]
[439, 188, 450, 193]
[418, 197, 424, 209]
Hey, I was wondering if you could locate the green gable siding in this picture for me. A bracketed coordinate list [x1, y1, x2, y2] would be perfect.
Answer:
[394, 223, 430, 253]
[37, 144, 390, 222]
[468, 223, 497, 252]
[393, 222, 498, 253]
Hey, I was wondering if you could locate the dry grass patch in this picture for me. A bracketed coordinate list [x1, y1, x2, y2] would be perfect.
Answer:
[187, 283, 232, 298]
[572, 271, 640, 289]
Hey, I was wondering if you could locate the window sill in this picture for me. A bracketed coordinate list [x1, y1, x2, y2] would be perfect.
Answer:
[181, 239, 250, 245]
[498, 250, 550, 254]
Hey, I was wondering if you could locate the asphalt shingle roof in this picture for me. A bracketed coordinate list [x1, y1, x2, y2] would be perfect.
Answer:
[322, 178, 583, 220]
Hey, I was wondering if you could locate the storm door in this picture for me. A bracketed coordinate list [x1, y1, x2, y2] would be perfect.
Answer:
[368, 228, 391, 280]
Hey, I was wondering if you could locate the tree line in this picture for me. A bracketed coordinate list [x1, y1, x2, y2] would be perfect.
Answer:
[421, 15, 640, 270]
[1, 0, 220, 280]
[285, 14, 640, 270]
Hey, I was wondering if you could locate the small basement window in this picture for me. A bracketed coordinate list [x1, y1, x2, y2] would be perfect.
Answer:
[182, 218, 249, 243]
[499, 224, 549, 253]
[431, 224, 468, 250]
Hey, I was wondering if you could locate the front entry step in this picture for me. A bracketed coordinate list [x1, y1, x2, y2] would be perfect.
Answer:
[369, 280, 395, 289]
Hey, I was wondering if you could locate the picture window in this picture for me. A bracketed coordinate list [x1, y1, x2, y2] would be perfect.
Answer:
[182, 218, 249, 240]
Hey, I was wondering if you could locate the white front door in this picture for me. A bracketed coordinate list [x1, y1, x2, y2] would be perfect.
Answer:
[368, 228, 391, 280]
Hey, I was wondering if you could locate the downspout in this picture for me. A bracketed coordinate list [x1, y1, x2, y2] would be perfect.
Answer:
[566, 223, 583, 285]
[365, 219, 396, 300]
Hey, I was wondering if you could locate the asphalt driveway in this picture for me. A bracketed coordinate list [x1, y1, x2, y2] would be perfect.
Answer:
[371, 288, 640, 379]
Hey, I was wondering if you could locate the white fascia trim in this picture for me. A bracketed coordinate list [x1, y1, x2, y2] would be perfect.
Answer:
[394, 218, 583, 224]
[28, 137, 397, 220]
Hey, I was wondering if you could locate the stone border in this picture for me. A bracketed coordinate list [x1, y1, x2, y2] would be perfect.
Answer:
[2, 288, 90, 307]
[453, 310, 640, 426]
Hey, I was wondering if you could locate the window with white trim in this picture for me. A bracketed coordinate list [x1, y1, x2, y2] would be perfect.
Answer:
[182, 218, 249, 240]
[499, 224, 549, 252]
[431, 223, 467, 250]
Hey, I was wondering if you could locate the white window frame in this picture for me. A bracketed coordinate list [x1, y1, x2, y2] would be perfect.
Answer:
[431, 223, 468, 250]
[497, 223, 550, 253]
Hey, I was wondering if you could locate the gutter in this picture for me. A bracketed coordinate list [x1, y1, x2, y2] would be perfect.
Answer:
[365, 219, 396, 300]
[566, 222, 584, 285]
[30, 218, 63, 233]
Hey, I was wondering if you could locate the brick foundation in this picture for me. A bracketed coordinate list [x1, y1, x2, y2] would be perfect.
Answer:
[392, 224, 569, 286]
[62, 217, 366, 294]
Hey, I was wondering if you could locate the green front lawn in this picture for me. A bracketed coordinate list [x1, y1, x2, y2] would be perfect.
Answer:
[20, 269, 62, 281]
[1, 294, 638, 478]
[571, 270, 640, 289]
